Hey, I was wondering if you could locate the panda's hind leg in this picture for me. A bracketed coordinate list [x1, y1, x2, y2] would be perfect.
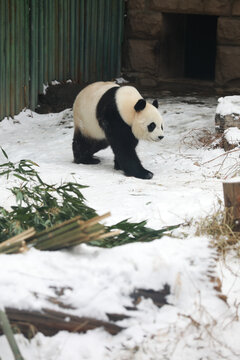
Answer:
[72, 129, 108, 164]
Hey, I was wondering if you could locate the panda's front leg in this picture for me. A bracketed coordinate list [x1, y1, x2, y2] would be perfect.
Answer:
[118, 151, 153, 179]
[112, 142, 153, 180]
[100, 117, 153, 179]
[114, 157, 121, 170]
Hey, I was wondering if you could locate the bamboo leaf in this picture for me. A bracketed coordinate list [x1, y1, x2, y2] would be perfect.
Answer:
[0, 162, 12, 167]
[0, 170, 11, 176]
[13, 174, 28, 182]
[1, 147, 8, 159]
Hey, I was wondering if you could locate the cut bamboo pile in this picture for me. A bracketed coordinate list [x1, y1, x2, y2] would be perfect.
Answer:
[0, 213, 120, 254]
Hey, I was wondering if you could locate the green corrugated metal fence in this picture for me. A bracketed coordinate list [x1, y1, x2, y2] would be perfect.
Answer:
[0, 0, 124, 121]
[0, 0, 30, 120]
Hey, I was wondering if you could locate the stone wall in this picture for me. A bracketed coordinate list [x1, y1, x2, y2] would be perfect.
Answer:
[123, 0, 240, 92]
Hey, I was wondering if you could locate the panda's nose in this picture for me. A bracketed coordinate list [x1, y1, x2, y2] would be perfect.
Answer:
[158, 136, 164, 140]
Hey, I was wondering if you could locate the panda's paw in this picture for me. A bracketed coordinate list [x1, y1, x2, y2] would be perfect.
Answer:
[87, 157, 101, 165]
[141, 170, 153, 179]
[74, 156, 100, 165]
[127, 169, 153, 180]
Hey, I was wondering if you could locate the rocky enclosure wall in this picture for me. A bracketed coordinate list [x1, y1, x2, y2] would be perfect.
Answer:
[123, 0, 240, 92]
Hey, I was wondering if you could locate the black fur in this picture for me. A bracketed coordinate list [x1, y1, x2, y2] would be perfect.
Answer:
[72, 128, 108, 164]
[96, 87, 153, 179]
[134, 99, 146, 112]
[148, 122, 156, 132]
[152, 99, 158, 108]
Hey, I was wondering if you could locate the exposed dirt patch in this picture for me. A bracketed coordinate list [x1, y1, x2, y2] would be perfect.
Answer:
[36, 82, 88, 114]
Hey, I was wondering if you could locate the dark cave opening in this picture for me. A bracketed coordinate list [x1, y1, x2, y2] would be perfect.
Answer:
[161, 13, 218, 81]
[184, 14, 218, 80]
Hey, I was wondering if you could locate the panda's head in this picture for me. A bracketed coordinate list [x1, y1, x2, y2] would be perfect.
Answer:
[131, 99, 164, 141]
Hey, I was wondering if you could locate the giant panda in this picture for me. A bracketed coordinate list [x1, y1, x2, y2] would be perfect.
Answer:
[72, 81, 164, 179]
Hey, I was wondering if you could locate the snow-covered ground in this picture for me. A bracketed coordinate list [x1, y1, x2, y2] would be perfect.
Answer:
[1, 95, 240, 359]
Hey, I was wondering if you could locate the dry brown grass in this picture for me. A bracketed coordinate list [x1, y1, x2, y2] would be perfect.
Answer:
[180, 128, 224, 150]
[196, 203, 240, 257]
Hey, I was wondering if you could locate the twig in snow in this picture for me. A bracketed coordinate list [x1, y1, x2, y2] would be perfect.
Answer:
[201, 147, 240, 166]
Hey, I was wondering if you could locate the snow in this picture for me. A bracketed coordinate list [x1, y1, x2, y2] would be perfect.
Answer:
[1, 95, 240, 359]
[223, 177, 240, 183]
[216, 95, 240, 116]
[224, 127, 240, 145]
[43, 80, 66, 94]
[115, 77, 129, 84]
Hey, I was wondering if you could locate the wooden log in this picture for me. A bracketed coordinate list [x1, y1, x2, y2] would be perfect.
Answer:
[3, 308, 123, 338]
[223, 181, 240, 230]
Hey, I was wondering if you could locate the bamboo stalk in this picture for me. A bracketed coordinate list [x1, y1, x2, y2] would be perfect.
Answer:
[3, 245, 24, 254]
[78, 212, 111, 229]
[34, 214, 108, 245]
[88, 229, 105, 239]
[35, 216, 108, 249]
[0, 240, 29, 254]
[19, 241, 28, 253]
[34, 221, 81, 244]
[0, 213, 116, 254]
[35, 227, 90, 249]
[35, 229, 109, 250]
[41, 233, 92, 250]
[65, 230, 121, 248]
[83, 223, 104, 234]
[41, 229, 117, 251]
[65, 230, 121, 249]
[36, 215, 82, 238]
[0, 309, 25, 360]
[96, 230, 121, 240]
[0, 228, 35, 251]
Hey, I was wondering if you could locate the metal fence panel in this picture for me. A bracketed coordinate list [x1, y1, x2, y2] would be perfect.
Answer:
[0, 0, 30, 120]
[0, 0, 124, 121]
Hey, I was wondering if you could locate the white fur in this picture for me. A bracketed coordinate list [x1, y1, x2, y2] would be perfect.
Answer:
[115, 86, 143, 126]
[116, 86, 164, 141]
[73, 81, 164, 141]
[132, 103, 164, 141]
[73, 81, 119, 140]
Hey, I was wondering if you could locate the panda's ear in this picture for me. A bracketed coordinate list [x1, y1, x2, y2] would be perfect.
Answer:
[134, 99, 146, 112]
[152, 99, 158, 109]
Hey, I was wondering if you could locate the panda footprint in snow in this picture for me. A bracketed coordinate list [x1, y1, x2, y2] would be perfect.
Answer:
[72, 81, 164, 180]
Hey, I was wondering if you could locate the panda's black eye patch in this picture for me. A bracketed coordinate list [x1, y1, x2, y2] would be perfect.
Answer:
[148, 122, 156, 132]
